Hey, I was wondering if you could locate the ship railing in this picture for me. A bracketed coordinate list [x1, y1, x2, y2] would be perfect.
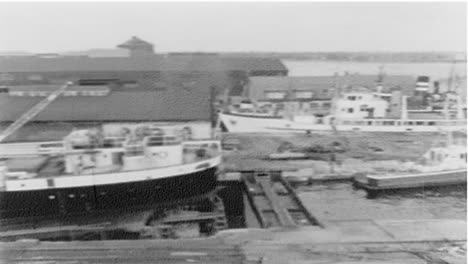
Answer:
[101, 137, 126, 148]
[37, 142, 66, 153]
[124, 144, 145, 157]
[182, 140, 221, 163]
[337, 118, 466, 127]
[145, 135, 181, 147]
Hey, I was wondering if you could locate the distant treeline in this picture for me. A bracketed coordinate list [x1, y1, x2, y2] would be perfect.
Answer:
[223, 52, 466, 63]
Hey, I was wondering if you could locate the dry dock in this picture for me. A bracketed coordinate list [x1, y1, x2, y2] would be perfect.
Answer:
[0, 169, 465, 263]
[1, 171, 465, 263]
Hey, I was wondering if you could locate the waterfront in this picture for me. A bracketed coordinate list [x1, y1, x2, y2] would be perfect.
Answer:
[283, 60, 467, 80]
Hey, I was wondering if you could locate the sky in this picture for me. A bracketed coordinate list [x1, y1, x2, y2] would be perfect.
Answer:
[0, 2, 466, 53]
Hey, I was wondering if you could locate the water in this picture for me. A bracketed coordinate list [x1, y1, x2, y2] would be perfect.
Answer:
[282, 60, 467, 81]
[297, 183, 466, 221]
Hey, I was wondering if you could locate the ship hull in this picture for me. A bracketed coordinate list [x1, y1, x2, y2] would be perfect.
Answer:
[220, 112, 466, 133]
[353, 169, 467, 198]
[0, 166, 218, 219]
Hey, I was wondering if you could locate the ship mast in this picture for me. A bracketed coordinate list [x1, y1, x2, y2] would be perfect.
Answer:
[376, 64, 385, 93]
[447, 58, 456, 93]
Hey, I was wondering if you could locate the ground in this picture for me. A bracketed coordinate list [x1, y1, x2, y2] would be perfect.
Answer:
[2, 220, 466, 263]
[221, 131, 466, 176]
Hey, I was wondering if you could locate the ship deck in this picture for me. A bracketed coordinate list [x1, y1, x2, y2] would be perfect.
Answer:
[5, 153, 217, 180]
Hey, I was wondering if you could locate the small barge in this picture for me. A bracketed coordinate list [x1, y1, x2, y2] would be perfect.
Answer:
[354, 144, 467, 198]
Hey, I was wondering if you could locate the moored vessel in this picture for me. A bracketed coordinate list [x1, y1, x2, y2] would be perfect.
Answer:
[353, 141, 467, 197]
[219, 90, 466, 133]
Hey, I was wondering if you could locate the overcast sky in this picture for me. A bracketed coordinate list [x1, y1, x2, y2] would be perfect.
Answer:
[0, 2, 466, 53]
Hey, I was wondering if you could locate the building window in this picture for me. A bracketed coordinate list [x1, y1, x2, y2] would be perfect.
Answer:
[28, 91, 48, 96]
[123, 81, 138, 88]
[10, 91, 24, 96]
[0, 73, 15, 82]
[64, 91, 79, 96]
[27, 74, 43, 81]
[294, 91, 314, 99]
[265, 91, 287, 100]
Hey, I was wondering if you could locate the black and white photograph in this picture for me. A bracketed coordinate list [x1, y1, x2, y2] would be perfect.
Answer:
[0, 1, 466, 263]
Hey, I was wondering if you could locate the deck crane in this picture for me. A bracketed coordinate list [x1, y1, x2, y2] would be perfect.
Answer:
[0, 81, 73, 143]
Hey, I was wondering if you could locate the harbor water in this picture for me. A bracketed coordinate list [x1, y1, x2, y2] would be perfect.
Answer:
[283, 60, 467, 80]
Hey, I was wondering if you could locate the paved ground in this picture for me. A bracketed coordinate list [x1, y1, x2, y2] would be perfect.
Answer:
[1, 219, 465, 264]
[219, 219, 467, 264]
[0, 238, 244, 264]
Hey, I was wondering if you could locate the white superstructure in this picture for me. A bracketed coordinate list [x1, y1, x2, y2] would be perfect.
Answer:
[219, 90, 466, 133]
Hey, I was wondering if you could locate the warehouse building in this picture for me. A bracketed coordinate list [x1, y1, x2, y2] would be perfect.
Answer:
[0, 37, 287, 141]
[0, 37, 287, 123]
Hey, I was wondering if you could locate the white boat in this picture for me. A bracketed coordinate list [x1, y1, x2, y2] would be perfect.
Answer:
[0, 124, 222, 219]
[353, 142, 467, 197]
[219, 90, 466, 133]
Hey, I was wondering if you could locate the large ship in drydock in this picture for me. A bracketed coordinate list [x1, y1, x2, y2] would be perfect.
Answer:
[0, 124, 222, 219]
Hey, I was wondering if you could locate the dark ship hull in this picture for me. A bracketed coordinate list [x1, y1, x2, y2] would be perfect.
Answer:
[0, 167, 218, 219]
